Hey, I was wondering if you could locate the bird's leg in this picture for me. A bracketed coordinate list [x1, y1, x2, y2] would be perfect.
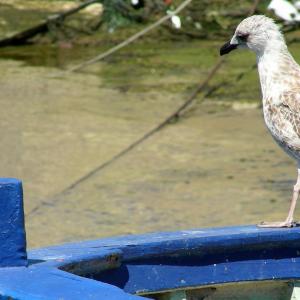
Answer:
[258, 169, 300, 228]
[284, 169, 300, 225]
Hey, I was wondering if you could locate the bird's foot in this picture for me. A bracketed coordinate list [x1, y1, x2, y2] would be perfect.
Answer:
[257, 221, 299, 228]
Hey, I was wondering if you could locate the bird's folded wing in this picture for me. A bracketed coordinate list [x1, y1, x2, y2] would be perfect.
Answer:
[276, 89, 300, 149]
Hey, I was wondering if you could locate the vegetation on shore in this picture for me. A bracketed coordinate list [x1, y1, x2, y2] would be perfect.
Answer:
[0, 0, 270, 45]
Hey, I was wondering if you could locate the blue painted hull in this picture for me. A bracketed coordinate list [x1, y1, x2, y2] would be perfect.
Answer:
[21, 225, 300, 299]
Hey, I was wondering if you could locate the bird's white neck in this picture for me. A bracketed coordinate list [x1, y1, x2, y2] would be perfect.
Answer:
[257, 41, 299, 102]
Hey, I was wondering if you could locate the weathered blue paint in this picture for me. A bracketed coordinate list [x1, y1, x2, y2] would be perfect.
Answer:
[28, 225, 300, 296]
[0, 178, 27, 267]
[1, 178, 300, 299]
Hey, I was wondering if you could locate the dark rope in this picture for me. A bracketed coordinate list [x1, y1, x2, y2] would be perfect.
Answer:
[27, 0, 261, 217]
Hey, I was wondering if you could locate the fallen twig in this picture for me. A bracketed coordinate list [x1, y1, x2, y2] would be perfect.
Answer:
[0, 0, 100, 47]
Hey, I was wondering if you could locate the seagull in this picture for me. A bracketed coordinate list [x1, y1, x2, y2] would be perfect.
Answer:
[220, 15, 300, 227]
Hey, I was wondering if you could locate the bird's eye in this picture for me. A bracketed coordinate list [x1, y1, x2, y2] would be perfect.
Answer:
[237, 33, 249, 42]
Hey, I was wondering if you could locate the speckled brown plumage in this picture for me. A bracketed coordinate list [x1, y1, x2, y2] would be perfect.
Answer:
[221, 15, 300, 227]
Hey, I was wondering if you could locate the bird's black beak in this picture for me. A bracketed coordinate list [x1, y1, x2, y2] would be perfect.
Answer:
[220, 41, 238, 56]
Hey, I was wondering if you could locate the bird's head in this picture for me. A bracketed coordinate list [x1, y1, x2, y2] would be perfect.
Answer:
[220, 15, 284, 56]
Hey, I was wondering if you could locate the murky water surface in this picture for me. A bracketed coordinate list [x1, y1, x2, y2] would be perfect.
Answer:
[0, 19, 299, 247]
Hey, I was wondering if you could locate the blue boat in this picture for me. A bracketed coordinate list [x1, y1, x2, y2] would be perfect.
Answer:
[1, 178, 300, 299]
